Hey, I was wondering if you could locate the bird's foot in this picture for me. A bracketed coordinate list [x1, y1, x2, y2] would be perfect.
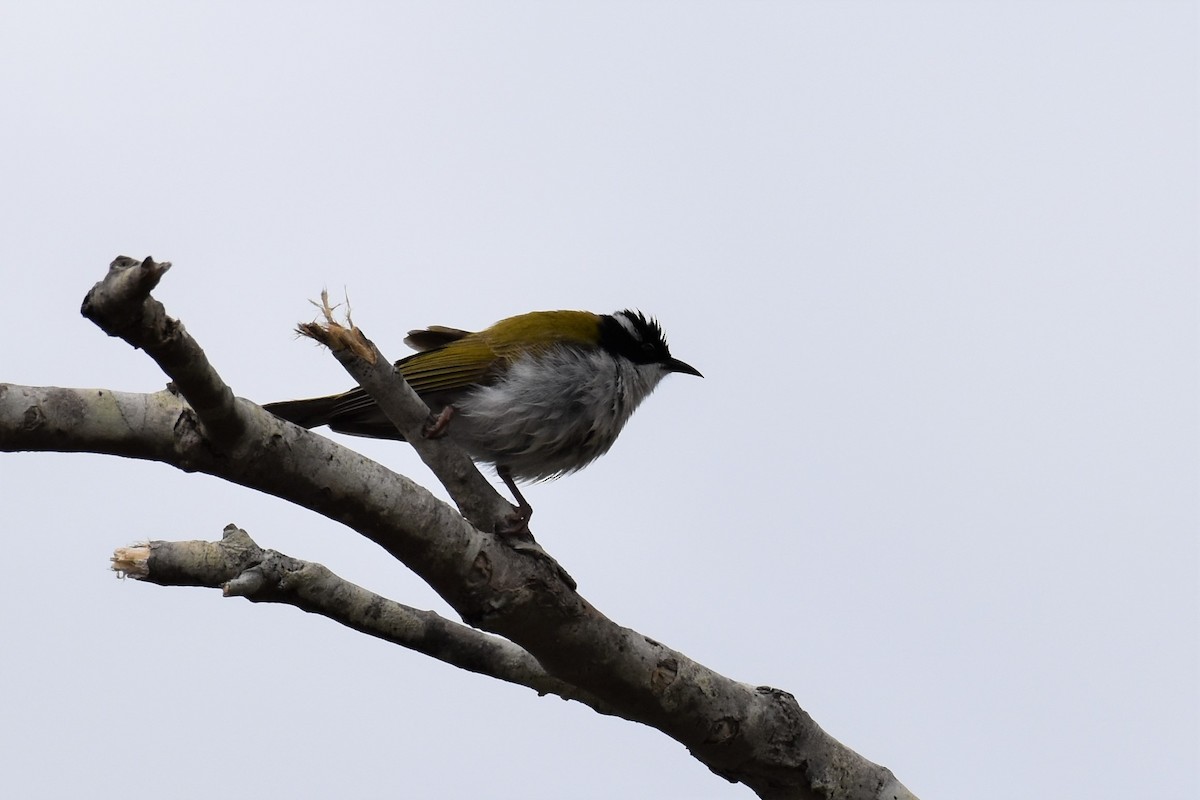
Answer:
[495, 504, 533, 538]
[422, 405, 455, 439]
[495, 466, 534, 536]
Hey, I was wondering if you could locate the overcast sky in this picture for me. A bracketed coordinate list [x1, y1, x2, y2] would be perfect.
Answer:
[1, 3, 1196, 798]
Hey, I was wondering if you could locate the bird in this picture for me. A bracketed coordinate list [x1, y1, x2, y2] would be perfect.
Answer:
[263, 309, 701, 526]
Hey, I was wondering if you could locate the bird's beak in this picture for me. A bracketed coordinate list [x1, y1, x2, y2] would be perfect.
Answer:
[664, 357, 703, 378]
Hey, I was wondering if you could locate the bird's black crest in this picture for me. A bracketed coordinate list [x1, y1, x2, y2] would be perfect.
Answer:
[598, 309, 672, 365]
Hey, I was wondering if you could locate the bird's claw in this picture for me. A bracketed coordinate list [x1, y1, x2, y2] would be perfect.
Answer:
[495, 504, 533, 538]
[422, 405, 455, 439]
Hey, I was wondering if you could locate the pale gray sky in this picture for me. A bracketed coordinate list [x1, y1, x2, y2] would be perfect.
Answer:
[1, 3, 1196, 798]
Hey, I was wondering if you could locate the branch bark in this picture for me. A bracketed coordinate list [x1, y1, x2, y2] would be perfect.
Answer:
[112, 524, 607, 708]
[0, 256, 918, 800]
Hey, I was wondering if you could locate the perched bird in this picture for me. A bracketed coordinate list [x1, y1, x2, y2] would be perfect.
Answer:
[264, 309, 701, 523]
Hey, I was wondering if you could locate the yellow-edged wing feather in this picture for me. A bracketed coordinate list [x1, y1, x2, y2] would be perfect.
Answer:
[397, 310, 602, 395]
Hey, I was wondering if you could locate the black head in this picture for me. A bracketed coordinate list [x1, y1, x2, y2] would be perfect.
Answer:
[598, 310, 702, 376]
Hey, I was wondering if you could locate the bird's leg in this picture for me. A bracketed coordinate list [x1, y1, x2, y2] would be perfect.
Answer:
[422, 410, 531, 536]
[496, 465, 534, 536]
[493, 468, 574, 588]
[422, 404, 455, 439]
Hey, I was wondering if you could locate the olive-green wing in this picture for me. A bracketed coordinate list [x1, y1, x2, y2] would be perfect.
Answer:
[399, 310, 602, 395]
[477, 310, 601, 360]
[397, 335, 499, 394]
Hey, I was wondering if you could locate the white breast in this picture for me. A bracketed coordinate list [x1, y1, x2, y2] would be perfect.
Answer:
[449, 346, 669, 481]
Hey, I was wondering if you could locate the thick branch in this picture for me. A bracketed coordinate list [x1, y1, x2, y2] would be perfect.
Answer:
[1, 388, 908, 799]
[0, 382, 485, 605]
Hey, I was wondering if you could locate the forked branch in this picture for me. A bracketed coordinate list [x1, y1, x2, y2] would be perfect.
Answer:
[0, 256, 918, 800]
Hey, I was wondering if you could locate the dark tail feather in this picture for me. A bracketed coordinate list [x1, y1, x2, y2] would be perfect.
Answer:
[263, 394, 408, 441]
[262, 396, 340, 429]
[403, 325, 472, 352]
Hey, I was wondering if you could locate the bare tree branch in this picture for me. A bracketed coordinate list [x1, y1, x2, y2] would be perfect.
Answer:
[112, 524, 608, 709]
[0, 256, 919, 800]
